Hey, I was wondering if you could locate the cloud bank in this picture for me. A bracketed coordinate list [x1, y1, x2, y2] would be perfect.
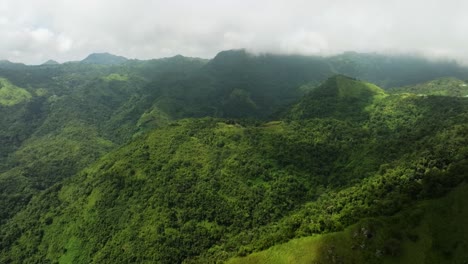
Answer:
[1, 0, 467, 64]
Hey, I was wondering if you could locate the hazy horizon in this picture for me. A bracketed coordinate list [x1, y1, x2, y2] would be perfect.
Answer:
[2, 49, 465, 67]
[1, 0, 467, 64]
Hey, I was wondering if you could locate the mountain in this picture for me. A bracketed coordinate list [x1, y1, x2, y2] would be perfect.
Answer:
[0, 54, 207, 225]
[0, 60, 14, 65]
[287, 75, 386, 120]
[81, 52, 128, 65]
[0, 60, 26, 69]
[134, 50, 468, 122]
[41, 59, 60, 65]
[0, 75, 466, 263]
[0, 50, 468, 263]
[139, 49, 333, 120]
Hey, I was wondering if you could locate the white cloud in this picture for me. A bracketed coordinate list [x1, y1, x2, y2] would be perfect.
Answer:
[30, 28, 54, 44]
[0, 0, 467, 64]
[57, 35, 73, 53]
[279, 31, 329, 55]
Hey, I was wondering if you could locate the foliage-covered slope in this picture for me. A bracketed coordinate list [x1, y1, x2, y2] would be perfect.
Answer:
[287, 75, 386, 121]
[228, 183, 468, 264]
[0, 78, 32, 106]
[129, 50, 468, 121]
[0, 76, 466, 263]
[0, 55, 207, 225]
[134, 50, 334, 120]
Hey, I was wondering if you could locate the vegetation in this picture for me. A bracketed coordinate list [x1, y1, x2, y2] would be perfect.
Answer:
[0, 50, 467, 263]
[0, 78, 31, 106]
[228, 183, 468, 264]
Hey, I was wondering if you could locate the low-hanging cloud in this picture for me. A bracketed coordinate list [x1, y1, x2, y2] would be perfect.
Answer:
[1, 0, 467, 64]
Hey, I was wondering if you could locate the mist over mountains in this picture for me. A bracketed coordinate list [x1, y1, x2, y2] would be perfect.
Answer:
[2, 0, 468, 65]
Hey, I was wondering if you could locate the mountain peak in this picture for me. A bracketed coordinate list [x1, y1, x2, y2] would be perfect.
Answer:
[41, 59, 60, 65]
[211, 49, 251, 64]
[312, 74, 385, 98]
[0, 60, 26, 68]
[81, 52, 128, 65]
[288, 75, 386, 120]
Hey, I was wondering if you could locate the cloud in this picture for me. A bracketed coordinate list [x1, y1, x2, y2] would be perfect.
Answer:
[279, 30, 329, 55]
[30, 28, 54, 44]
[0, 0, 467, 64]
[56, 34, 73, 53]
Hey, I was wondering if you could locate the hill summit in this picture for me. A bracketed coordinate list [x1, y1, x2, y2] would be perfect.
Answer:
[288, 74, 386, 120]
[81, 52, 128, 65]
[41, 59, 60, 65]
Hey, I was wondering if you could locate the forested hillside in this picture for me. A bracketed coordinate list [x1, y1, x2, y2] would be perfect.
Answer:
[0, 55, 207, 225]
[0, 65, 466, 263]
[3, 50, 466, 228]
[229, 182, 468, 264]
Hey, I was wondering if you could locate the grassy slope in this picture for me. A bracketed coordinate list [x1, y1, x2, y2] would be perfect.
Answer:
[228, 183, 468, 264]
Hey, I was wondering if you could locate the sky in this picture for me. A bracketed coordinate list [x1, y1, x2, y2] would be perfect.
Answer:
[1, 0, 467, 64]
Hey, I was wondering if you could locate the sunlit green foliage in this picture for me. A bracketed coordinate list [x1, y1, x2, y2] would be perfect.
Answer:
[0, 78, 31, 106]
[229, 183, 468, 264]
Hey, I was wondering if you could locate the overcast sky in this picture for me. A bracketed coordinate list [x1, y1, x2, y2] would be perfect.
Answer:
[1, 0, 467, 64]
